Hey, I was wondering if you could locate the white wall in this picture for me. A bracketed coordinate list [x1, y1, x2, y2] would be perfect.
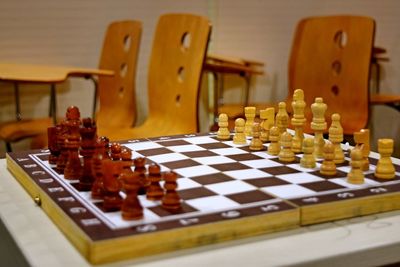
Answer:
[0, 0, 399, 155]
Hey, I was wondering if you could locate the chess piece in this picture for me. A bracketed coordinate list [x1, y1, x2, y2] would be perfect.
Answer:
[375, 139, 395, 179]
[244, 106, 256, 137]
[328, 113, 345, 164]
[276, 102, 289, 135]
[267, 126, 280, 156]
[233, 118, 247, 145]
[311, 97, 327, 158]
[320, 142, 336, 176]
[162, 171, 181, 211]
[91, 138, 107, 199]
[64, 106, 83, 180]
[260, 107, 275, 142]
[56, 122, 68, 173]
[78, 118, 97, 191]
[120, 149, 143, 220]
[249, 123, 263, 151]
[47, 126, 60, 165]
[354, 129, 370, 171]
[146, 163, 164, 200]
[134, 157, 149, 195]
[100, 136, 111, 160]
[347, 148, 365, 184]
[217, 113, 230, 140]
[300, 138, 316, 168]
[110, 143, 122, 161]
[291, 89, 306, 153]
[279, 132, 295, 162]
[102, 159, 123, 211]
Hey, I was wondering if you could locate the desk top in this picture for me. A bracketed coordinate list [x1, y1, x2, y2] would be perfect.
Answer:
[0, 63, 114, 83]
[1, 155, 400, 267]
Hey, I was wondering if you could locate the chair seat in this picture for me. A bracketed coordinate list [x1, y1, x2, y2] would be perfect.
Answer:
[0, 118, 53, 142]
[370, 93, 400, 105]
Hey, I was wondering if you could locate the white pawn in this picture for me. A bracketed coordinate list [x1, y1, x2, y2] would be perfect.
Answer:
[328, 113, 344, 164]
[320, 142, 336, 176]
[300, 138, 316, 168]
[260, 107, 275, 142]
[250, 123, 263, 151]
[291, 89, 306, 153]
[244, 106, 256, 137]
[375, 139, 395, 179]
[311, 97, 327, 158]
[279, 132, 295, 162]
[347, 148, 365, 184]
[267, 126, 280, 156]
[233, 118, 247, 145]
[217, 113, 230, 140]
[276, 102, 289, 135]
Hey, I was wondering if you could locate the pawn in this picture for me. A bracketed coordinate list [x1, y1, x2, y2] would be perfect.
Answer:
[276, 102, 289, 135]
[217, 113, 230, 140]
[102, 159, 123, 211]
[375, 139, 395, 179]
[347, 148, 365, 184]
[328, 113, 345, 164]
[120, 170, 143, 220]
[162, 171, 181, 211]
[134, 157, 149, 195]
[110, 143, 122, 161]
[244, 106, 256, 136]
[320, 143, 336, 176]
[249, 123, 263, 151]
[233, 118, 247, 145]
[300, 138, 316, 168]
[146, 164, 164, 201]
[279, 132, 295, 162]
[267, 126, 280, 156]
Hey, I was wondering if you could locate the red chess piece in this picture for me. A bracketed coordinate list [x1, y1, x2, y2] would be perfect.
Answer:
[146, 163, 164, 201]
[64, 106, 83, 180]
[134, 157, 149, 195]
[78, 118, 97, 191]
[56, 122, 68, 173]
[47, 126, 60, 165]
[110, 143, 122, 161]
[121, 171, 143, 220]
[162, 171, 181, 211]
[102, 159, 123, 211]
[91, 138, 107, 199]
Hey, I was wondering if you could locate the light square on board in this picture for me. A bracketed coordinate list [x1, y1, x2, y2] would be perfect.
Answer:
[261, 184, 316, 199]
[147, 153, 189, 163]
[193, 155, 236, 165]
[167, 144, 207, 153]
[185, 195, 239, 212]
[205, 180, 257, 195]
[224, 169, 272, 180]
[277, 172, 324, 184]
[183, 136, 220, 144]
[174, 165, 219, 178]
[124, 141, 163, 151]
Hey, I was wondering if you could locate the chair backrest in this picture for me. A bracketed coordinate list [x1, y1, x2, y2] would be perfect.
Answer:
[96, 20, 142, 129]
[146, 14, 211, 133]
[287, 15, 375, 134]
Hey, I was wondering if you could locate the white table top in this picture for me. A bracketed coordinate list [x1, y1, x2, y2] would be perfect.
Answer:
[1, 158, 400, 267]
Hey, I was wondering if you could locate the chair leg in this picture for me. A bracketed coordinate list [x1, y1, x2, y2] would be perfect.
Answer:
[5, 142, 12, 153]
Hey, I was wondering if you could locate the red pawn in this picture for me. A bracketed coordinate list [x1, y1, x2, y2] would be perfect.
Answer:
[102, 159, 123, 211]
[134, 157, 149, 195]
[91, 138, 106, 199]
[162, 171, 181, 211]
[146, 164, 164, 201]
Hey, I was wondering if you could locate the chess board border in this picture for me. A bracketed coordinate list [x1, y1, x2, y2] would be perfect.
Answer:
[6, 132, 400, 264]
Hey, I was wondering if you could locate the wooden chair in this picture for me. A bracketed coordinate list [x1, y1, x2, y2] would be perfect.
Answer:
[0, 20, 142, 151]
[95, 20, 142, 130]
[242, 15, 399, 135]
[98, 14, 211, 141]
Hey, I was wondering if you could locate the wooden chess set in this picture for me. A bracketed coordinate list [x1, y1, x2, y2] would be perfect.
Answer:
[6, 89, 400, 264]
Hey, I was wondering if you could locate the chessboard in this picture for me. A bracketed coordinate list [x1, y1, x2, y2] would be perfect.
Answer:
[6, 132, 400, 264]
